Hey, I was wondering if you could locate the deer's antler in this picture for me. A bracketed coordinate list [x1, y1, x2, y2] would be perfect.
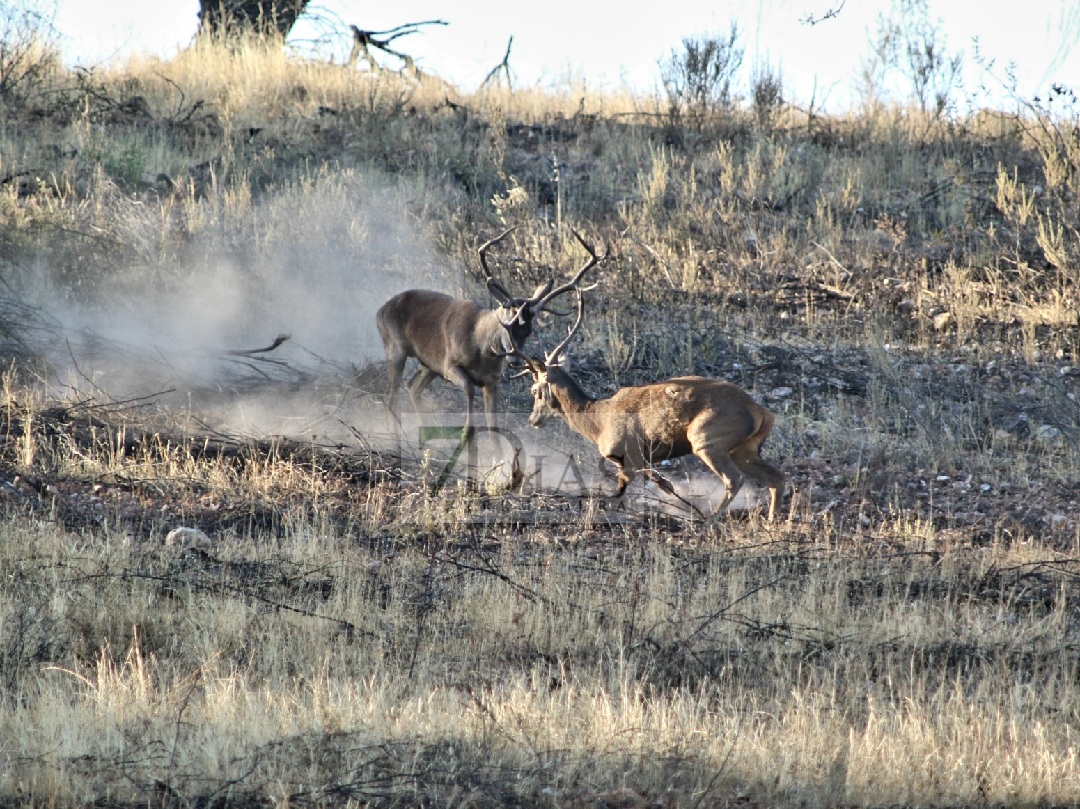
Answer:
[532, 228, 606, 311]
[545, 288, 586, 365]
[478, 226, 520, 304]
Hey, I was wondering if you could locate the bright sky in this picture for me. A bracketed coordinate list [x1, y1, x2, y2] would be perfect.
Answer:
[53, 1, 1080, 113]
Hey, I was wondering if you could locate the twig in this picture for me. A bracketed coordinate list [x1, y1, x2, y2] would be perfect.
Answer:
[637, 240, 678, 289]
[222, 333, 291, 356]
[801, 0, 847, 25]
[812, 240, 850, 275]
[435, 547, 551, 606]
[162, 667, 202, 808]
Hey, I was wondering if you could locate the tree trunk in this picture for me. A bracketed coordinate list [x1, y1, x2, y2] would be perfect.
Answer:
[198, 1, 311, 40]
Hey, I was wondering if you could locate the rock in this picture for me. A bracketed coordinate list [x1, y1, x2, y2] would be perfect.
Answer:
[1036, 424, 1062, 442]
[165, 526, 212, 551]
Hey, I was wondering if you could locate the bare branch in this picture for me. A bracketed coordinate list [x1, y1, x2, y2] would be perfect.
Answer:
[347, 19, 447, 76]
[480, 37, 514, 90]
[223, 333, 292, 356]
[801, 0, 847, 25]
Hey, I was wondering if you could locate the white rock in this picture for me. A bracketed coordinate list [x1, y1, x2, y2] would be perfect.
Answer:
[932, 311, 952, 330]
[165, 527, 212, 550]
[1036, 425, 1062, 442]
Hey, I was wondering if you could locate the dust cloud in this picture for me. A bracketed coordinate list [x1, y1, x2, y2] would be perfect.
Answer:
[14, 168, 588, 497]
[27, 169, 455, 444]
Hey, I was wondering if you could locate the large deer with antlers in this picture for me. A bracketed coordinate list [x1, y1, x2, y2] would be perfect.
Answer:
[376, 228, 603, 434]
[506, 292, 786, 521]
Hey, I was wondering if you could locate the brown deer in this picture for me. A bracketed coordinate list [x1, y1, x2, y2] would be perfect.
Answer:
[376, 228, 604, 434]
[505, 292, 786, 521]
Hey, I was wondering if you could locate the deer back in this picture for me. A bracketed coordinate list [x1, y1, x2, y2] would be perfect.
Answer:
[612, 377, 762, 442]
[378, 290, 519, 386]
[548, 375, 763, 460]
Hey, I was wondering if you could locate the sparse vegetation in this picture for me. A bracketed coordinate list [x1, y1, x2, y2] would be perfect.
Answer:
[0, 0, 59, 110]
[859, 0, 964, 117]
[660, 23, 744, 131]
[1, 13, 1079, 809]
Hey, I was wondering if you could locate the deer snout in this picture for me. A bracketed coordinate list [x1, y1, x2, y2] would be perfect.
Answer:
[529, 402, 553, 428]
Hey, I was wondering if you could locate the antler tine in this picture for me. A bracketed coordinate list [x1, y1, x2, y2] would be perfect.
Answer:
[478, 225, 518, 303]
[546, 288, 586, 366]
[534, 227, 608, 310]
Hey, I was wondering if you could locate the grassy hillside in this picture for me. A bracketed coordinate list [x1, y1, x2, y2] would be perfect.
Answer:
[1, 33, 1079, 808]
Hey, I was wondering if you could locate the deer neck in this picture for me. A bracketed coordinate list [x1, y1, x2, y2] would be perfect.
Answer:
[478, 308, 515, 355]
[546, 368, 606, 445]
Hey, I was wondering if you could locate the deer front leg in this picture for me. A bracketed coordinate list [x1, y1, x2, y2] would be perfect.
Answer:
[384, 351, 407, 424]
[444, 365, 477, 438]
[481, 383, 499, 432]
[604, 455, 636, 497]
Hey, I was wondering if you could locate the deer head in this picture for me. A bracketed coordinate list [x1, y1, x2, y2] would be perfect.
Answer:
[480, 226, 604, 355]
[500, 282, 591, 430]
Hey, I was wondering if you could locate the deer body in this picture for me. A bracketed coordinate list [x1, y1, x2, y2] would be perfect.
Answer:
[530, 366, 784, 520]
[377, 288, 541, 431]
[376, 228, 604, 433]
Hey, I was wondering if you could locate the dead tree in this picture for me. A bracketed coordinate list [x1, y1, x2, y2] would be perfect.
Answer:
[346, 20, 447, 79]
[198, 0, 311, 40]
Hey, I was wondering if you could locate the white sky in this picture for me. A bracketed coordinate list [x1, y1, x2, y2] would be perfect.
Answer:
[52, 1, 1080, 113]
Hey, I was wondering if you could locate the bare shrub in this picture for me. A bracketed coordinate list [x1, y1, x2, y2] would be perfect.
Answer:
[859, 0, 963, 118]
[660, 22, 743, 130]
[751, 62, 784, 131]
[0, 0, 60, 110]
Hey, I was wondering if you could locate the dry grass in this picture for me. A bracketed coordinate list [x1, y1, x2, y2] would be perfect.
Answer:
[3, 504, 1080, 807]
[1, 37, 1079, 808]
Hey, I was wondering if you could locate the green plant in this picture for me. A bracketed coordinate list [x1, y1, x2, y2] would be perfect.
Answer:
[103, 139, 148, 187]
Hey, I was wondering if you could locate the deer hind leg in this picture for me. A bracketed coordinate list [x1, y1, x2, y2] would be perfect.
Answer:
[692, 445, 745, 521]
[406, 366, 438, 413]
[383, 350, 408, 423]
[730, 444, 786, 521]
